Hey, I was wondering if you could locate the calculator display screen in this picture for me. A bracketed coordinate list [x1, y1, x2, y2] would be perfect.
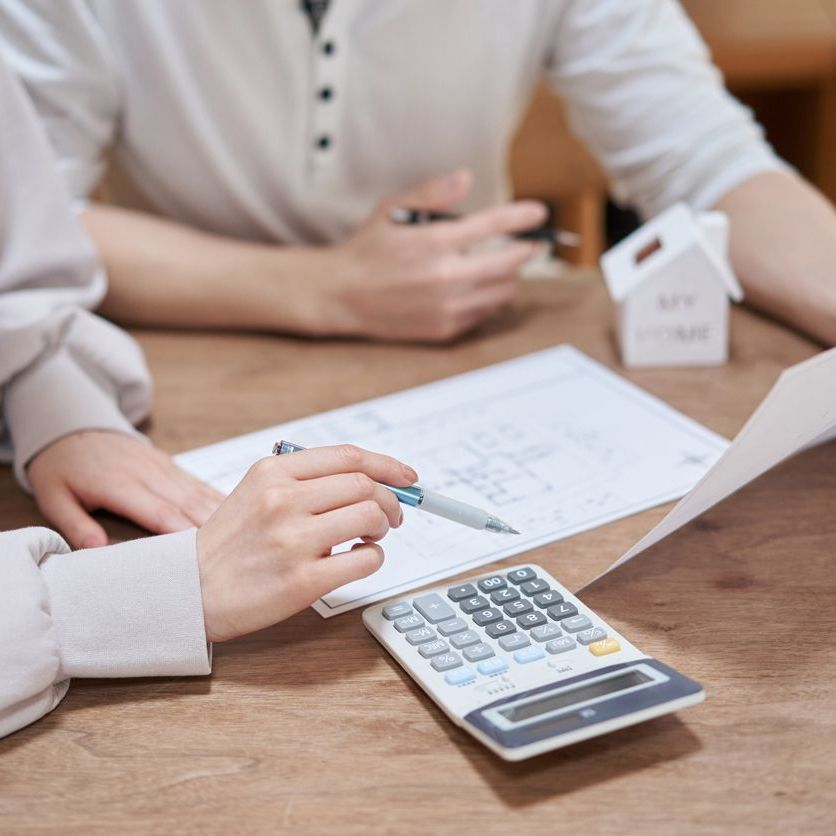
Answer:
[498, 670, 653, 724]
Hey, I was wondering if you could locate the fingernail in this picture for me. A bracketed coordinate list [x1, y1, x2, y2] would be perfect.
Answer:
[398, 508, 404, 526]
[402, 463, 419, 483]
[80, 534, 104, 550]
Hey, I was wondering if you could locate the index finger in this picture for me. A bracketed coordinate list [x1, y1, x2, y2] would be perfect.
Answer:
[440, 200, 547, 250]
[273, 444, 418, 486]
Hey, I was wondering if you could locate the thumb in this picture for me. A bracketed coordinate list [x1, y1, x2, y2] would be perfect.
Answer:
[382, 168, 472, 214]
[35, 482, 108, 550]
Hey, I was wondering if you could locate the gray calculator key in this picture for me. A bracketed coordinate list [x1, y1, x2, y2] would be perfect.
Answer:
[459, 595, 489, 614]
[534, 590, 564, 608]
[405, 626, 436, 645]
[577, 627, 608, 645]
[547, 601, 579, 621]
[508, 567, 537, 584]
[447, 583, 477, 601]
[521, 579, 549, 596]
[561, 615, 593, 633]
[485, 620, 516, 639]
[472, 607, 503, 627]
[383, 601, 412, 620]
[546, 636, 576, 654]
[394, 613, 425, 632]
[418, 639, 450, 658]
[450, 630, 481, 649]
[463, 643, 495, 663]
[531, 623, 562, 642]
[490, 587, 520, 605]
[413, 593, 456, 624]
[504, 599, 533, 617]
[499, 632, 530, 652]
[517, 611, 547, 630]
[431, 652, 462, 672]
[438, 618, 468, 637]
[477, 575, 507, 593]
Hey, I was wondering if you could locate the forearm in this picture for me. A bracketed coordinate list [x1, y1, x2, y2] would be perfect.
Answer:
[83, 204, 340, 334]
[715, 170, 836, 346]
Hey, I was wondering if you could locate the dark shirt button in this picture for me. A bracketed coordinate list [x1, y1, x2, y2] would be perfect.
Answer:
[318, 86, 333, 101]
[322, 40, 336, 55]
[316, 135, 332, 150]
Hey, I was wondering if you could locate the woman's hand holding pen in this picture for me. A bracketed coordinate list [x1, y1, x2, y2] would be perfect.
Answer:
[196, 444, 417, 642]
[305, 169, 546, 343]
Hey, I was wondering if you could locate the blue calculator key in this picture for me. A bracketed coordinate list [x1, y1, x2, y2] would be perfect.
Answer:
[547, 602, 579, 621]
[383, 601, 412, 620]
[447, 583, 477, 601]
[517, 611, 547, 630]
[459, 596, 489, 614]
[438, 618, 468, 636]
[498, 632, 530, 652]
[394, 613, 425, 632]
[485, 619, 516, 639]
[562, 615, 593, 633]
[520, 579, 549, 596]
[472, 607, 503, 627]
[405, 626, 436, 645]
[508, 568, 537, 584]
[477, 575, 507, 593]
[514, 646, 546, 664]
[504, 599, 533, 617]
[413, 593, 456, 624]
[418, 639, 450, 658]
[478, 657, 509, 676]
[463, 643, 495, 663]
[431, 652, 462, 672]
[445, 666, 476, 686]
[490, 587, 520, 604]
[577, 627, 608, 645]
[450, 630, 481, 649]
[534, 590, 564, 608]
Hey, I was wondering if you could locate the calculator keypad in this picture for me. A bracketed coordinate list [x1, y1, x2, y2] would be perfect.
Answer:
[388, 567, 617, 687]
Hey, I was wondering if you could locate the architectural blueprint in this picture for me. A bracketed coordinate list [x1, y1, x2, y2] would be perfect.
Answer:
[176, 346, 728, 616]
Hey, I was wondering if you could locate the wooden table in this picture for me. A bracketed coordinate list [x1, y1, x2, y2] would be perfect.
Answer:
[1, 279, 835, 834]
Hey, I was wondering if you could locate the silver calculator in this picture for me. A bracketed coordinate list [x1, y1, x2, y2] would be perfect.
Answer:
[363, 564, 704, 761]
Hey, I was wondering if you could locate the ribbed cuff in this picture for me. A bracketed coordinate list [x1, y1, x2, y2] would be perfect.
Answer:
[40, 529, 212, 679]
[4, 347, 143, 491]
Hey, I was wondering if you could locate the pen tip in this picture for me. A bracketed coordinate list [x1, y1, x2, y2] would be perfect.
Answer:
[509, 528, 520, 535]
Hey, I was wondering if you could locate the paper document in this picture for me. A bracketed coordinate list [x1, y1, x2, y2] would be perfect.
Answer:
[176, 346, 727, 616]
[600, 346, 836, 578]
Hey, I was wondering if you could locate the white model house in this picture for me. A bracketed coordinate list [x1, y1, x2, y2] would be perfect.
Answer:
[601, 203, 743, 369]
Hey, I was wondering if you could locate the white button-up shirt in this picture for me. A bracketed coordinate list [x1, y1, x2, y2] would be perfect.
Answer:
[0, 0, 783, 245]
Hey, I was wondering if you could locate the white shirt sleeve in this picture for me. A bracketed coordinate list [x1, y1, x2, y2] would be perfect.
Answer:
[0, 0, 119, 200]
[549, 0, 790, 218]
[0, 527, 211, 739]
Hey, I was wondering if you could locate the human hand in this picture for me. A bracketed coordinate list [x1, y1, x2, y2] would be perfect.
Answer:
[315, 170, 547, 342]
[27, 430, 223, 549]
[196, 444, 416, 642]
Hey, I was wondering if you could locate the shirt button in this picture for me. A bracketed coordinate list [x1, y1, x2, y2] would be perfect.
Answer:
[316, 135, 332, 150]
[318, 86, 333, 101]
[322, 40, 336, 55]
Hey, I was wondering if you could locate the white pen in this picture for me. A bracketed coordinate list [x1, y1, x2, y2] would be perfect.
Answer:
[272, 440, 520, 534]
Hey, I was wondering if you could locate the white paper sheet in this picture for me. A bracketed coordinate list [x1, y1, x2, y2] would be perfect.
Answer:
[175, 345, 727, 616]
[598, 346, 836, 578]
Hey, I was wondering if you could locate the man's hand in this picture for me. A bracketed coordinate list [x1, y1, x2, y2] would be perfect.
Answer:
[27, 431, 224, 549]
[196, 444, 416, 642]
[314, 170, 547, 342]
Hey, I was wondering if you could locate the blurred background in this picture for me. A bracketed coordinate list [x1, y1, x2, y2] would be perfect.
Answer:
[511, 0, 836, 265]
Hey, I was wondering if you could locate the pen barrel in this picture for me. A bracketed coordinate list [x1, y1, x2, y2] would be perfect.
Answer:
[419, 490, 487, 530]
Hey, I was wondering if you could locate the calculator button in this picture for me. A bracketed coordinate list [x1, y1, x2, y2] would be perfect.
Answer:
[477, 575, 507, 593]
[534, 590, 564, 608]
[394, 614, 425, 632]
[437, 618, 468, 636]
[514, 646, 545, 664]
[577, 627, 608, 645]
[520, 579, 549, 596]
[490, 587, 520, 605]
[589, 638, 621, 656]
[405, 627, 436, 645]
[432, 652, 463, 672]
[485, 620, 516, 639]
[413, 593, 456, 624]
[546, 636, 576, 654]
[531, 623, 562, 642]
[447, 583, 477, 601]
[450, 630, 481, 649]
[547, 602, 579, 621]
[463, 643, 495, 663]
[478, 657, 509, 676]
[517, 611, 547, 630]
[472, 608, 503, 627]
[503, 599, 533, 617]
[561, 615, 593, 633]
[507, 567, 536, 584]
[459, 596, 489, 614]
[445, 666, 476, 685]
[499, 633, 530, 652]
[383, 601, 412, 620]
[418, 639, 450, 658]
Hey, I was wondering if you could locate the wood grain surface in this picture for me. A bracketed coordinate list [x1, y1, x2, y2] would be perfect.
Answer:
[1, 278, 834, 834]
